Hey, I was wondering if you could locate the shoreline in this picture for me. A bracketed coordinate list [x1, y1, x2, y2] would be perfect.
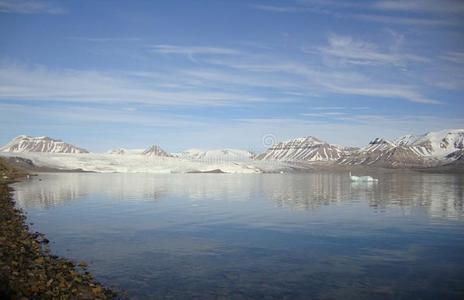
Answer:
[0, 159, 118, 299]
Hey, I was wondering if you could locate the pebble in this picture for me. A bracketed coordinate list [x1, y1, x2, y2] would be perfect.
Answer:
[0, 163, 120, 299]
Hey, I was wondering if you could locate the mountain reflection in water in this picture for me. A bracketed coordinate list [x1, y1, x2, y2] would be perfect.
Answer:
[12, 172, 464, 299]
[15, 172, 464, 220]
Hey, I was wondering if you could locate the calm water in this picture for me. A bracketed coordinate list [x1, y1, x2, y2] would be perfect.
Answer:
[12, 172, 464, 299]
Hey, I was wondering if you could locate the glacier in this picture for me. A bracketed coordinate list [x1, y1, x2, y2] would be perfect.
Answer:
[0, 152, 290, 174]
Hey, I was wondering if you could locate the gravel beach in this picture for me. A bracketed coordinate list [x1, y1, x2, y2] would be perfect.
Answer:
[0, 158, 118, 299]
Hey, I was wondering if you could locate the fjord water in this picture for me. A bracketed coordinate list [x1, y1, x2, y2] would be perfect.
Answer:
[12, 172, 464, 299]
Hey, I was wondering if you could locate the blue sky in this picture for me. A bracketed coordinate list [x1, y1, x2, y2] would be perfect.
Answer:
[0, 0, 463, 152]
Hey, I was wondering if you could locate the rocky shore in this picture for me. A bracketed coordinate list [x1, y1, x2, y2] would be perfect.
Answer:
[0, 158, 118, 299]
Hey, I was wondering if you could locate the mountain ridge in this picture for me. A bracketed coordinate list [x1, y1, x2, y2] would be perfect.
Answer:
[1, 129, 463, 169]
[256, 136, 346, 161]
[0, 135, 89, 154]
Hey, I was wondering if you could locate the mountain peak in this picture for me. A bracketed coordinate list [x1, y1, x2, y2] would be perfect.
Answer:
[258, 135, 344, 161]
[369, 138, 395, 146]
[394, 129, 464, 157]
[0, 135, 88, 154]
[284, 136, 324, 145]
[142, 145, 172, 157]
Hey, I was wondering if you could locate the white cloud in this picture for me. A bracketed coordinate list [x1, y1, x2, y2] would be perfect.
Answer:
[207, 57, 439, 104]
[318, 34, 428, 66]
[320, 83, 440, 104]
[312, 106, 368, 110]
[0, 29, 442, 110]
[249, 4, 303, 13]
[373, 0, 464, 14]
[0, 103, 203, 127]
[0, 0, 65, 14]
[250, 0, 460, 27]
[348, 13, 457, 27]
[68, 37, 143, 43]
[235, 114, 464, 147]
[179, 69, 305, 91]
[301, 112, 348, 117]
[0, 63, 267, 106]
[151, 45, 242, 62]
[440, 51, 464, 64]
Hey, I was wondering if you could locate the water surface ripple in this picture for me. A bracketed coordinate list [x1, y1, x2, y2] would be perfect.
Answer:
[13, 172, 464, 299]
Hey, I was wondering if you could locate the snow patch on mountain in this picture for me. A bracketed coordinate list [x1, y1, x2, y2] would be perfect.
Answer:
[394, 129, 464, 157]
[338, 138, 427, 167]
[338, 130, 464, 167]
[257, 136, 345, 161]
[0, 135, 88, 154]
[365, 138, 396, 152]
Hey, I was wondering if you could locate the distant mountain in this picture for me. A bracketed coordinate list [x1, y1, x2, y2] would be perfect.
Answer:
[256, 130, 464, 168]
[142, 145, 172, 157]
[0, 135, 88, 154]
[338, 129, 464, 168]
[2, 129, 462, 171]
[338, 138, 427, 168]
[394, 129, 464, 157]
[256, 136, 346, 161]
[179, 148, 255, 161]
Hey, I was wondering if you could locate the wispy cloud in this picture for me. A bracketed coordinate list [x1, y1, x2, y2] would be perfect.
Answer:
[0, 103, 203, 128]
[207, 56, 439, 104]
[249, 4, 302, 13]
[373, 0, 464, 14]
[250, 0, 460, 27]
[0, 28, 442, 111]
[0, 0, 65, 14]
[320, 83, 440, 104]
[348, 13, 457, 27]
[234, 114, 464, 147]
[68, 37, 143, 43]
[317, 34, 428, 66]
[0, 63, 266, 106]
[440, 51, 464, 64]
[301, 112, 348, 117]
[178, 69, 304, 91]
[151, 45, 242, 62]
[312, 106, 369, 110]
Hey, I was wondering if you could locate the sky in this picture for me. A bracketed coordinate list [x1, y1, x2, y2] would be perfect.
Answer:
[0, 0, 463, 153]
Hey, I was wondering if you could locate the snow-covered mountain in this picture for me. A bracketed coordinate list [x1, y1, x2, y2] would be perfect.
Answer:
[142, 145, 172, 157]
[179, 148, 255, 161]
[338, 129, 464, 167]
[0, 135, 88, 154]
[394, 129, 464, 157]
[1, 129, 462, 172]
[364, 138, 396, 152]
[256, 130, 463, 168]
[338, 138, 426, 167]
[257, 136, 346, 161]
[444, 149, 464, 165]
